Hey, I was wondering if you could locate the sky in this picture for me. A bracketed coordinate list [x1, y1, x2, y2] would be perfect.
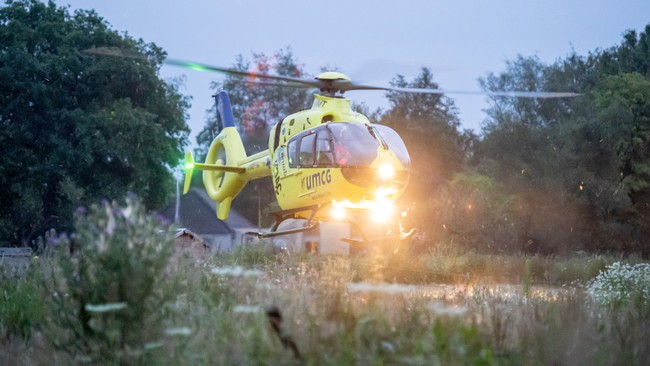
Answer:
[56, 0, 650, 148]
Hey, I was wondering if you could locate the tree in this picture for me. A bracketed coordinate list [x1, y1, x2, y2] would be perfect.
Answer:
[382, 67, 464, 183]
[0, 0, 189, 245]
[595, 73, 650, 195]
[379, 68, 467, 237]
[474, 24, 650, 253]
[196, 48, 312, 158]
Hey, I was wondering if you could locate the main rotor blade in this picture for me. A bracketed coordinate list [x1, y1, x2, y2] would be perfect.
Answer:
[377, 86, 581, 98]
[83, 48, 580, 99]
[83, 47, 144, 59]
[228, 79, 316, 89]
[83, 48, 321, 87]
[164, 59, 321, 87]
[332, 80, 580, 98]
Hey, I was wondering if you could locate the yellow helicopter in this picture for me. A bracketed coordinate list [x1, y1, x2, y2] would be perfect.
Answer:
[174, 62, 579, 242]
[182, 72, 414, 241]
[83, 48, 579, 243]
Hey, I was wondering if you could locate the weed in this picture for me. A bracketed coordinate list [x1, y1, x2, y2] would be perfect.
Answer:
[40, 196, 178, 364]
[0, 265, 45, 341]
[2, 235, 649, 365]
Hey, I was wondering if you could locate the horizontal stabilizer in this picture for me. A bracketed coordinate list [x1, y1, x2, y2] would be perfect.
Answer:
[192, 162, 246, 173]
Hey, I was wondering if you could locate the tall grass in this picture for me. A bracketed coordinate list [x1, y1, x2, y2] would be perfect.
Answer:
[1, 212, 648, 364]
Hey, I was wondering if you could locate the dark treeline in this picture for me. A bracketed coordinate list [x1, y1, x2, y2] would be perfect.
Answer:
[0, 0, 189, 246]
[424, 25, 650, 255]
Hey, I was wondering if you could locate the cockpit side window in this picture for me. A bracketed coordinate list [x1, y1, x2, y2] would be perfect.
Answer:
[299, 133, 316, 166]
[316, 130, 334, 166]
[287, 139, 297, 167]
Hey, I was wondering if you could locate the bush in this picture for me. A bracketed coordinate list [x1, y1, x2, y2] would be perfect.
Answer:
[41, 196, 177, 364]
[428, 172, 523, 253]
[0, 267, 45, 341]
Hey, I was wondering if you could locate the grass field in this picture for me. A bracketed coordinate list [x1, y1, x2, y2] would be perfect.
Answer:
[1, 201, 648, 365]
[2, 242, 649, 366]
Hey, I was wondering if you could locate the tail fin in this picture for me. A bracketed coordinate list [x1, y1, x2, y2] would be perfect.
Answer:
[183, 91, 270, 221]
[198, 91, 249, 220]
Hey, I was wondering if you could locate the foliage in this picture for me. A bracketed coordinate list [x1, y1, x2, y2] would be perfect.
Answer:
[594, 72, 650, 194]
[0, 265, 45, 341]
[0, 0, 190, 246]
[3, 242, 650, 364]
[471, 24, 650, 254]
[379, 68, 471, 234]
[195, 47, 311, 158]
[382, 67, 465, 182]
[427, 172, 522, 252]
[40, 196, 176, 364]
[587, 262, 650, 309]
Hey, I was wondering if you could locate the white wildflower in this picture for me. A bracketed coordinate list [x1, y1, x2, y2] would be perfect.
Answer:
[233, 305, 262, 314]
[121, 205, 133, 220]
[164, 327, 192, 336]
[587, 262, 650, 307]
[143, 341, 164, 350]
[427, 301, 468, 316]
[84, 302, 127, 313]
[211, 266, 264, 277]
[105, 205, 116, 235]
[381, 341, 396, 353]
[346, 282, 418, 294]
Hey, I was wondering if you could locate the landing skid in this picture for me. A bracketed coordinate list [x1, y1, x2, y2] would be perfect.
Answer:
[245, 205, 321, 239]
[244, 203, 416, 245]
[246, 220, 320, 239]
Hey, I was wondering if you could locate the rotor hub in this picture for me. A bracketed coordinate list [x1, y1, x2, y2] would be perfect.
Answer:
[315, 72, 351, 95]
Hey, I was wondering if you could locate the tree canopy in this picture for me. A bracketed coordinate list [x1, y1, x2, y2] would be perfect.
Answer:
[470, 24, 650, 254]
[195, 48, 312, 158]
[0, 0, 189, 245]
[382, 67, 465, 183]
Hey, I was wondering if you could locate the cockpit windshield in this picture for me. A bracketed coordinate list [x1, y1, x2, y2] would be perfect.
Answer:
[328, 123, 379, 167]
[372, 124, 411, 167]
[286, 122, 410, 169]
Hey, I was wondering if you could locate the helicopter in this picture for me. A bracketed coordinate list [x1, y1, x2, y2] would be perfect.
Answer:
[83, 48, 579, 243]
[183, 73, 414, 242]
[173, 62, 579, 243]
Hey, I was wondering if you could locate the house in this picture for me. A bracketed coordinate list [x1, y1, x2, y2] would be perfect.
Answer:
[272, 219, 351, 255]
[160, 188, 257, 253]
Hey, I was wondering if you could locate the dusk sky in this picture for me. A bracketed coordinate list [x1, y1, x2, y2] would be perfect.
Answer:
[56, 0, 650, 148]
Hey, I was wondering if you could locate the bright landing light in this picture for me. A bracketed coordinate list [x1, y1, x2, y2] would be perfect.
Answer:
[371, 199, 394, 223]
[378, 164, 395, 180]
[332, 205, 346, 220]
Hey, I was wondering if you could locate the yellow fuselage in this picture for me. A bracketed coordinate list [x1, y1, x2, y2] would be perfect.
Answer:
[266, 95, 408, 220]
[190, 93, 410, 223]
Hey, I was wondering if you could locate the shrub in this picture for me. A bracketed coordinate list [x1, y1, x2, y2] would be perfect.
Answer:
[41, 196, 177, 364]
[0, 266, 45, 341]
